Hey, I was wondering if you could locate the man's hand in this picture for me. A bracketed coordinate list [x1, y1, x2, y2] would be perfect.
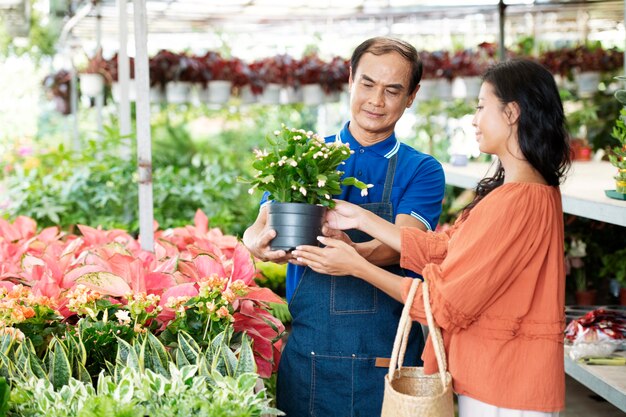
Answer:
[243, 206, 293, 264]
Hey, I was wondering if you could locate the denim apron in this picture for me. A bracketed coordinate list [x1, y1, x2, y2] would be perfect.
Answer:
[276, 153, 424, 417]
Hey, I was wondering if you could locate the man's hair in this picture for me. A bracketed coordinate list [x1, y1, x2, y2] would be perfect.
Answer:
[350, 37, 423, 95]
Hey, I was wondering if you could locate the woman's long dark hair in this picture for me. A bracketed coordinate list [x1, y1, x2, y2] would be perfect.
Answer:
[463, 58, 571, 214]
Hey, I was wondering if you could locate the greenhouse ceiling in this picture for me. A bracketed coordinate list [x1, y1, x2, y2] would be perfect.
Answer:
[3, 0, 624, 59]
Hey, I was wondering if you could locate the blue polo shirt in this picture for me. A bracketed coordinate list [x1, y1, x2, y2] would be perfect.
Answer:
[262, 122, 446, 302]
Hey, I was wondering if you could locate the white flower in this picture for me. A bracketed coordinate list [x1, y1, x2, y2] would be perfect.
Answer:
[318, 179, 326, 187]
[289, 159, 298, 167]
[569, 239, 587, 258]
[325, 194, 330, 199]
[115, 310, 131, 325]
[253, 149, 269, 158]
[274, 130, 281, 135]
[248, 188, 255, 195]
[299, 187, 307, 196]
[361, 188, 369, 197]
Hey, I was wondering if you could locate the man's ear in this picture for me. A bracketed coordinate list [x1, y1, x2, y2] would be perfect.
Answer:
[348, 66, 354, 88]
[406, 84, 420, 108]
[505, 102, 521, 125]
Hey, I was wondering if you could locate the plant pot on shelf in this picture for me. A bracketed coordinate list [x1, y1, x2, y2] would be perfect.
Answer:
[259, 83, 282, 105]
[575, 289, 597, 306]
[79, 73, 105, 97]
[198, 80, 233, 104]
[570, 138, 592, 161]
[452, 76, 482, 99]
[267, 203, 327, 251]
[301, 83, 325, 106]
[575, 71, 601, 98]
[165, 81, 192, 104]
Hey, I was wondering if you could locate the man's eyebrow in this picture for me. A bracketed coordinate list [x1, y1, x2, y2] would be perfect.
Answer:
[360, 74, 404, 90]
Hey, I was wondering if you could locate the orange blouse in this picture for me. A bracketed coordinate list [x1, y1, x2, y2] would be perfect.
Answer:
[400, 182, 565, 412]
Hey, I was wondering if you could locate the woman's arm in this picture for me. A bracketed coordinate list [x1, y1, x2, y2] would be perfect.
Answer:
[293, 236, 406, 302]
[326, 200, 403, 252]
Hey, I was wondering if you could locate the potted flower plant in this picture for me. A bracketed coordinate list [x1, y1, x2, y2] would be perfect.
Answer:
[566, 237, 596, 305]
[609, 75, 626, 196]
[242, 125, 370, 251]
[599, 248, 626, 305]
[79, 49, 110, 98]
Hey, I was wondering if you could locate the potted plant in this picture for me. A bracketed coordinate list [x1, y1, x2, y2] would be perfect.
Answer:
[242, 125, 370, 251]
[42, 69, 72, 115]
[566, 237, 596, 305]
[599, 248, 626, 305]
[564, 99, 599, 161]
[609, 75, 626, 196]
[296, 54, 326, 105]
[196, 51, 237, 104]
[78, 49, 110, 97]
[319, 56, 350, 103]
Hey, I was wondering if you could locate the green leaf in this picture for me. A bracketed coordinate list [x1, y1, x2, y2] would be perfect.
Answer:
[48, 339, 72, 390]
[176, 331, 201, 365]
[0, 377, 9, 416]
[235, 335, 256, 377]
[115, 337, 140, 374]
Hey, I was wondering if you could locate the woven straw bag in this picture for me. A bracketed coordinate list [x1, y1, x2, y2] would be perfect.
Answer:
[380, 279, 455, 417]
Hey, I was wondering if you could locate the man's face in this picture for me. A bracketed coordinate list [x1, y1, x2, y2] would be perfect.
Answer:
[348, 51, 417, 144]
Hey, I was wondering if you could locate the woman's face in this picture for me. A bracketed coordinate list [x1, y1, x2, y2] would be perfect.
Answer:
[472, 82, 516, 156]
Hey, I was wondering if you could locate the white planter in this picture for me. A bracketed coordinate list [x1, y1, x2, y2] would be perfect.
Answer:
[259, 83, 282, 104]
[197, 80, 232, 104]
[415, 79, 437, 101]
[302, 83, 324, 106]
[452, 76, 482, 99]
[281, 86, 302, 104]
[165, 81, 192, 104]
[239, 85, 257, 104]
[436, 79, 453, 100]
[150, 86, 165, 103]
[79, 73, 105, 97]
[324, 90, 341, 103]
[575, 71, 601, 97]
[112, 80, 137, 102]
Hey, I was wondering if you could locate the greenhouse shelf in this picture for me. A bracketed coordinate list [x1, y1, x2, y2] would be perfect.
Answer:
[442, 160, 626, 228]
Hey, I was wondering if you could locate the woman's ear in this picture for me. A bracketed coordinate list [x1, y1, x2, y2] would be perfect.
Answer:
[505, 102, 521, 125]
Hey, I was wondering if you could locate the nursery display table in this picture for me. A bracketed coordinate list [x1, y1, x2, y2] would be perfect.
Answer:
[442, 160, 626, 227]
[441, 160, 626, 411]
[564, 348, 626, 413]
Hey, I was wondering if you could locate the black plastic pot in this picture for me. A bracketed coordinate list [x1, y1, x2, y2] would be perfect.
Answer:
[267, 202, 327, 251]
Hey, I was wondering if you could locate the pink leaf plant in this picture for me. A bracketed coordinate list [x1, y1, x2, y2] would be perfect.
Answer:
[0, 209, 285, 378]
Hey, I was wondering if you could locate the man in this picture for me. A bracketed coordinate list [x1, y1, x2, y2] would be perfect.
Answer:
[243, 37, 445, 416]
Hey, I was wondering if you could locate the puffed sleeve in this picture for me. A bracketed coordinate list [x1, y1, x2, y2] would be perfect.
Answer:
[401, 186, 553, 333]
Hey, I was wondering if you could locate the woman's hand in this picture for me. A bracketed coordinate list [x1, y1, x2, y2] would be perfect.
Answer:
[325, 200, 364, 231]
[292, 236, 366, 277]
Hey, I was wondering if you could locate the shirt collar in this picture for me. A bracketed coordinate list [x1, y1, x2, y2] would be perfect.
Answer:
[336, 122, 400, 159]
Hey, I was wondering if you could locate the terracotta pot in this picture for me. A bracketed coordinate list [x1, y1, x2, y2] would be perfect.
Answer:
[575, 289, 597, 306]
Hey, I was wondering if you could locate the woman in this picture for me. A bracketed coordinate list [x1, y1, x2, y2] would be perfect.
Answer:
[293, 58, 571, 416]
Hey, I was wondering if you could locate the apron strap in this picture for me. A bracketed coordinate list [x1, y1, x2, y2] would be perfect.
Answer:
[381, 152, 398, 203]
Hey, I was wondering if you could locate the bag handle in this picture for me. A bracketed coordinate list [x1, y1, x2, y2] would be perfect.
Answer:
[387, 279, 448, 387]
